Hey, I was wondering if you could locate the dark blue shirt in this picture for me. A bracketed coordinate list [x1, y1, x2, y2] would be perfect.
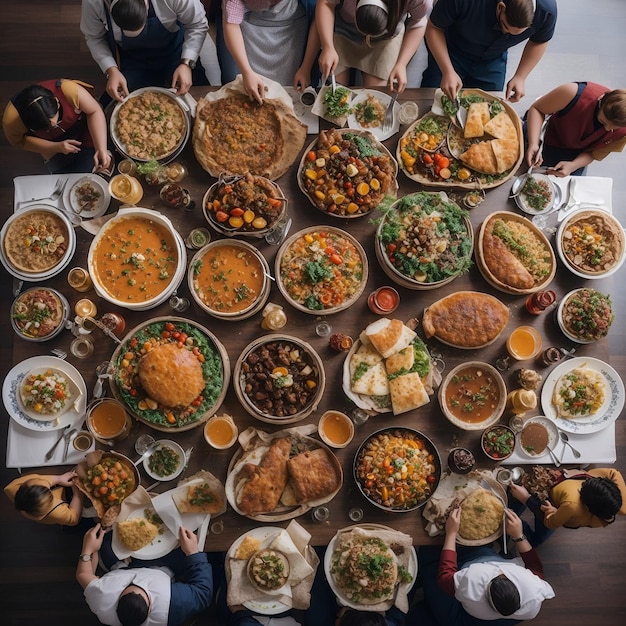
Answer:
[168, 552, 213, 626]
[430, 0, 558, 61]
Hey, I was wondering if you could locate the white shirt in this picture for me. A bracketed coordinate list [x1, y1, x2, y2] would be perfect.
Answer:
[453, 558, 555, 621]
[80, 0, 208, 73]
[84, 568, 172, 626]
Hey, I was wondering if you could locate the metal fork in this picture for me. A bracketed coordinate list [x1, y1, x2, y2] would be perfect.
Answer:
[50, 348, 67, 360]
[20, 178, 68, 206]
[382, 92, 399, 132]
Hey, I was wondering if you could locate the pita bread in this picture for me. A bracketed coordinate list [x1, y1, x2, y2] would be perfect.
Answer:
[388, 372, 430, 415]
[350, 360, 389, 396]
[352, 342, 383, 365]
[173, 478, 225, 515]
[460, 141, 498, 175]
[116, 517, 159, 551]
[464, 102, 490, 138]
[269, 530, 314, 582]
[365, 318, 417, 359]
[492, 138, 519, 173]
[483, 111, 517, 141]
[384, 346, 415, 375]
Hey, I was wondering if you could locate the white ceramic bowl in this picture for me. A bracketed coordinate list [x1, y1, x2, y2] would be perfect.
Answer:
[143, 440, 186, 481]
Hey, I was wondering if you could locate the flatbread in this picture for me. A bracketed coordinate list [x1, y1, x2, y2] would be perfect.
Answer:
[286, 448, 341, 504]
[459, 488, 504, 541]
[173, 478, 225, 514]
[384, 346, 415, 375]
[350, 360, 389, 396]
[464, 102, 490, 138]
[365, 318, 416, 359]
[492, 138, 519, 173]
[116, 517, 159, 551]
[388, 372, 429, 415]
[460, 141, 498, 175]
[482, 230, 534, 289]
[483, 111, 517, 141]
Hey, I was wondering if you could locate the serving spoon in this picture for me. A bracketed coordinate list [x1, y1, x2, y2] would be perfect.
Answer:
[559, 431, 581, 459]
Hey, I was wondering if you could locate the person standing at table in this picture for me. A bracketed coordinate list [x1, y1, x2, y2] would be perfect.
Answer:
[525, 82, 626, 177]
[80, 0, 209, 103]
[4, 470, 83, 526]
[421, 0, 558, 103]
[409, 508, 555, 625]
[216, 0, 319, 103]
[316, 0, 432, 94]
[2, 79, 113, 174]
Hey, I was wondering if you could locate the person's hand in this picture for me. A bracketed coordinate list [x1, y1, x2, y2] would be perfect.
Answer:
[93, 149, 113, 174]
[506, 76, 526, 102]
[540, 501, 557, 517]
[242, 70, 266, 105]
[318, 47, 339, 84]
[440, 71, 463, 102]
[526, 144, 544, 168]
[57, 470, 77, 487]
[509, 483, 531, 504]
[388, 65, 407, 94]
[105, 67, 129, 102]
[178, 526, 199, 556]
[82, 523, 106, 554]
[504, 509, 523, 538]
[172, 64, 193, 96]
[293, 67, 311, 92]
[547, 161, 576, 177]
[445, 507, 461, 536]
[57, 139, 82, 155]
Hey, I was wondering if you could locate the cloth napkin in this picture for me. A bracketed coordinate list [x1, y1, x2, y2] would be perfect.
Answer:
[550, 175, 613, 221]
[283, 86, 319, 134]
[226, 520, 319, 612]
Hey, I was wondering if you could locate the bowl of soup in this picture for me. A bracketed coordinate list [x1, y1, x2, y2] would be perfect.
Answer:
[188, 239, 271, 320]
[87, 398, 132, 444]
[439, 361, 506, 430]
[318, 410, 354, 448]
[87, 207, 186, 311]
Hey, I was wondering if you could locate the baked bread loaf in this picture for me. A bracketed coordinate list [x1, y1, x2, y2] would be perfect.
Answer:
[423, 291, 509, 348]
[482, 230, 534, 289]
[116, 517, 159, 551]
[286, 448, 341, 504]
[138, 343, 204, 408]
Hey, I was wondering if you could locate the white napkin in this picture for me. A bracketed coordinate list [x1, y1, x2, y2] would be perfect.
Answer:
[13, 174, 85, 211]
[151, 481, 210, 537]
[6, 419, 94, 470]
[568, 176, 613, 210]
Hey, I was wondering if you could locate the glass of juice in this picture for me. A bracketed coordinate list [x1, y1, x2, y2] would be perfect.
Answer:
[204, 414, 238, 449]
[506, 326, 543, 360]
[109, 174, 144, 205]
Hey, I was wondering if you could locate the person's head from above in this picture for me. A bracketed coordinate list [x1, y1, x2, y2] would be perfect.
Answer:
[111, 0, 148, 33]
[337, 608, 387, 626]
[597, 89, 626, 131]
[14, 480, 53, 516]
[487, 573, 521, 616]
[355, 0, 406, 46]
[497, 0, 535, 35]
[14, 86, 63, 133]
[117, 583, 150, 626]
[580, 476, 623, 522]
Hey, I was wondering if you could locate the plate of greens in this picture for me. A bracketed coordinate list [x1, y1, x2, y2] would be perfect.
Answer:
[311, 84, 355, 127]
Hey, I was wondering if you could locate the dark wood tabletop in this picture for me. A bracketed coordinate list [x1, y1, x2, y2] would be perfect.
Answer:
[7, 88, 609, 551]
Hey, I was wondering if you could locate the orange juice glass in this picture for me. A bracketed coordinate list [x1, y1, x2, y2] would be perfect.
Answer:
[204, 414, 238, 449]
[109, 174, 144, 205]
[506, 326, 543, 360]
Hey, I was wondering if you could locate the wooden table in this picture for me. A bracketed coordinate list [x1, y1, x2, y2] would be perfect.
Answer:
[7, 88, 609, 550]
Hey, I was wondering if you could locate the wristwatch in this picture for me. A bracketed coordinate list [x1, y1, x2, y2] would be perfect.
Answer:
[79, 553, 93, 562]
[512, 534, 527, 543]
[180, 58, 196, 69]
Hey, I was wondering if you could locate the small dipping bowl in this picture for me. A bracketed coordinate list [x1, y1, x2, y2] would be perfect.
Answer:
[160, 183, 191, 209]
[204, 414, 238, 449]
[318, 410, 354, 448]
[87, 398, 132, 444]
[447, 447, 476, 474]
[72, 431, 95, 452]
[367, 286, 400, 315]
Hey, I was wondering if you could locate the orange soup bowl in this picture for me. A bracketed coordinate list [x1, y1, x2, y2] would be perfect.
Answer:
[318, 410, 354, 448]
[204, 414, 238, 449]
[87, 398, 132, 444]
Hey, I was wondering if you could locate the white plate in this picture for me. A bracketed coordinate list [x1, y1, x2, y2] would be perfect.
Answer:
[540, 357, 624, 434]
[112, 505, 178, 560]
[517, 415, 559, 458]
[2, 356, 87, 431]
[348, 90, 400, 141]
[227, 526, 290, 615]
[324, 524, 417, 610]
[514, 173, 560, 215]
[143, 440, 186, 481]
[63, 174, 110, 218]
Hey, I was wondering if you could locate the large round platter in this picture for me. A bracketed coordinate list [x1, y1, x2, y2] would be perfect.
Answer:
[556, 288, 615, 344]
[233, 335, 325, 424]
[324, 524, 417, 610]
[513, 173, 558, 215]
[110, 86, 190, 163]
[188, 239, 271, 321]
[11, 287, 70, 342]
[540, 357, 624, 434]
[110, 317, 230, 432]
[275, 226, 368, 314]
[226, 526, 291, 615]
[398, 89, 522, 189]
[353, 427, 441, 512]
[556, 209, 626, 279]
[0, 205, 76, 281]
[375, 192, 473, 290]
[2, 356, 87, 431]
[63, 174, 111, 218]
[87, 207, 186, 311]
[202, 173, 287, 238]
[298, 128, 398, 218]
[476, 211, 556, 295]
[225, 434, 342, 522]
[517, 415, 559, 459]
[347, 89, 400, 141]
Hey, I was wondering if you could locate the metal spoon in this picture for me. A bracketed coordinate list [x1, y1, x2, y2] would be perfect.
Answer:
[559, 431, 581, 459]
[546, 444, 561, 467]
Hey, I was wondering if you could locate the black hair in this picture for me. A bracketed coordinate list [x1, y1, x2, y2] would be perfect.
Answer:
[111, 0, 148, 31]
[580, 476, 623, 522]
[117, 591, 149, 626]
[14, 481, 53, 516]
[13, 85, 60, 132]
[338, 608, 387, 626]
[488, 573, 521, 616]
[503, 0, 536, 29]
[355, 1, 410, 43]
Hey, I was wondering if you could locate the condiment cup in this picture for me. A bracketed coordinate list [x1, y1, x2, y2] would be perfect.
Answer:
[72, 430, 95, 452]
[318, 410, 354, 448]
[204, 414, 238, 449]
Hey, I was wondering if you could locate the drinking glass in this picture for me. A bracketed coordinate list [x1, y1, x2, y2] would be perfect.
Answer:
[135, 434, 156, 455]
[169, 296, 190, 312]
[315, 321, 332, 337]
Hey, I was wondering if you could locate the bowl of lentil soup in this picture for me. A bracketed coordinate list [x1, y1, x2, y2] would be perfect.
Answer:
[275, 226, 368, 314]
[353, 427, 441, 512]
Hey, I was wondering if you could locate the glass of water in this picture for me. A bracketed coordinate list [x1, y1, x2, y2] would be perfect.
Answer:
[169, 295, 190, 312]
